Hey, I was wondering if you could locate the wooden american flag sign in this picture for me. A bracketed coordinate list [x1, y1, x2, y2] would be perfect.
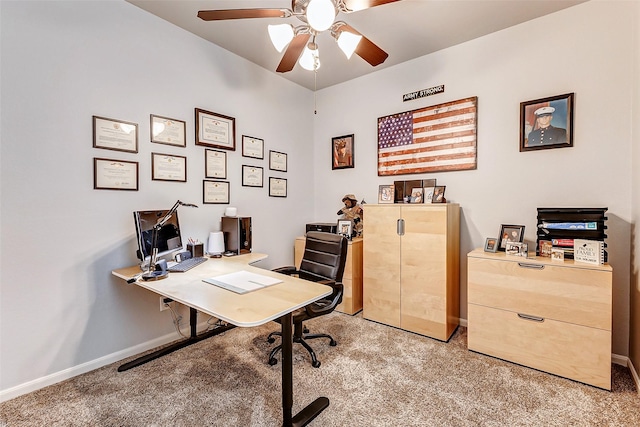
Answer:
[377, 96, 477, 176]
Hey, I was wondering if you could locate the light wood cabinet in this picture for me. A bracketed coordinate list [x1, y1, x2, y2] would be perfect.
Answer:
[467, 249, 612, 389]
[362, 204, 460, 341]
[295, 236, 363, 315]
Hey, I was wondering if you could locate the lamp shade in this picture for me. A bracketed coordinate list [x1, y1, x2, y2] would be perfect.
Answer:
[306, 0, 336, 32]
[337, 31, 362, 59]
[207, 231, 225, 256]
[268, 24, 294, 52]
[299, 46, 320, 71]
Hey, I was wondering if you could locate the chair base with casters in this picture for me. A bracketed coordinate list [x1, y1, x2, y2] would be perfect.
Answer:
[267, 231, 348, 368]
[267, 316, 337, 368]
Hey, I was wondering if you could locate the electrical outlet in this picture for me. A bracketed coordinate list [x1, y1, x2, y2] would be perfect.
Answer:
[159, 297, 171, 311]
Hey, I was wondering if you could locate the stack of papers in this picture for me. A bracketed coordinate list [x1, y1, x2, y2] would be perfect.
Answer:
[203, 270, 282, 294]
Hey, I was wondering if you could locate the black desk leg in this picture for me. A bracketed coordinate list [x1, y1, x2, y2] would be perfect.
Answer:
[118, 307, 235, 372]
[281, 312, 329, 427]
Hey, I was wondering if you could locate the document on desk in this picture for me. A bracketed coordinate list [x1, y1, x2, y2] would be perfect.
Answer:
[203, 270, 283, 294]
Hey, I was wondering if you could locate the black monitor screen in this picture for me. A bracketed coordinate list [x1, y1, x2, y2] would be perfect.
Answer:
[133, 210, 182, 261]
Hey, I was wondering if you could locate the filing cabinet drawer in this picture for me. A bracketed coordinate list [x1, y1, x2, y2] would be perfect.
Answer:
[468, 304, 611, 389]
[467, 255, 611, 330]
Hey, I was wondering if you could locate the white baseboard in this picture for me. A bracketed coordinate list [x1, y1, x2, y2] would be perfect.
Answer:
[628, 358, 640, 393]
[0, 326, 201, 403]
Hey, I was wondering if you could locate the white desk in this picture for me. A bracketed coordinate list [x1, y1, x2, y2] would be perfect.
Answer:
[113, 253, 332, 426]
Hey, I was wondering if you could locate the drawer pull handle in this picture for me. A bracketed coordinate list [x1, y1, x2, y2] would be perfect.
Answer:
[517, 313, 545, 322]
[397, 219, 405, 236]
[517, 262, 545, 270]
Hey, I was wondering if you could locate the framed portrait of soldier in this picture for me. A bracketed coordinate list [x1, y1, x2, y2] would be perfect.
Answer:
[520, 93, 574, 152]
[332, 134, 354, 170]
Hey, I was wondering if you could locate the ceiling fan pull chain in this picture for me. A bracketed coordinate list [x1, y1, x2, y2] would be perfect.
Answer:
[314, 69, 318, 114]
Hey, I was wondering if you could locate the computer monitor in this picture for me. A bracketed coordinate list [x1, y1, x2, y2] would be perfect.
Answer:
[133, 209, 183, 262]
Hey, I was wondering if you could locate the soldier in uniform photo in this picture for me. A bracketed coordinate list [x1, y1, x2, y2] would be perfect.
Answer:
[527, 106, 566, 145]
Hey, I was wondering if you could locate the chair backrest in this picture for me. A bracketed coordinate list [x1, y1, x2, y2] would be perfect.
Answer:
[299, 231, 348, 284]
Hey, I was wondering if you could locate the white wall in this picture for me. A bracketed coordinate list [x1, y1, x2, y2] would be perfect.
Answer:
[0, 0, 314, 396]
[313, 1, 635, 356]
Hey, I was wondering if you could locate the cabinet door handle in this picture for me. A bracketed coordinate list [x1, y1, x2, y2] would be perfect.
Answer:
[517, 262, 545, 270]
[397, 219, 405, 236]
[517, 313, 545, 322]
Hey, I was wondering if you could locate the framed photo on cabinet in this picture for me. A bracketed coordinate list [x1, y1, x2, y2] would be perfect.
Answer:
[195, 108, 235, 150]
[378, 184, 394, 204]
[497, 224, 525, 251]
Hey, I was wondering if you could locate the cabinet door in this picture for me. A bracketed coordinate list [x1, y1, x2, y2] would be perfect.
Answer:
[363, 205, 401, 327]
[401, 205, 449, 339]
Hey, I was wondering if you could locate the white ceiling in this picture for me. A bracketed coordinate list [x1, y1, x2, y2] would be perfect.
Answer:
[126, 0, 586, 91]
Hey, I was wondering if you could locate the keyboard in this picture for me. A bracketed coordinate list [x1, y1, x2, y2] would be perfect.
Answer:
[168, 257, 208, 272]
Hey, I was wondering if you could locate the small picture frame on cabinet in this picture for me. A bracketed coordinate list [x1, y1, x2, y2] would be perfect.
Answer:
[484, 237, 498, 253]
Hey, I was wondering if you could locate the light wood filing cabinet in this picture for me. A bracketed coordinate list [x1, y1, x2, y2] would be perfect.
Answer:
[362, 204, 460, 341]
[295, 236, 363, 315]
[467, 249, 612, 389]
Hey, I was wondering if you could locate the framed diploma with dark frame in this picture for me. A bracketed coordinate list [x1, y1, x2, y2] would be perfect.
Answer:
[205, 149, 227, 179]
[269, 150, 287, 172]
[93, 116, 138, 153]
[269, 177, 287, 198]
[203, 180, 230, 204]
[93, 157, 138, 191]
[195, 108, 236, 151]
[242, 165, 263, 188]
[150, 114, 186, 147]
[242, 135, 264, 159]
[151, 153, 187, 182]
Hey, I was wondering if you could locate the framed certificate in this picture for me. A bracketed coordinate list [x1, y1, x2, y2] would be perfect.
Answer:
[269, 177, 287, 198]
[242, 165, 263, 188]
[203, 180, 230, 204]
[93, 157, 138, 191]
[93, 116, 138, 153]
[269, 150, 287, 172]
[151, 152, 187, 182]
[195, 108, 236, 151]
[150, 114, 186, 147]
[242, 135, 264, 159]
[205, 149, 227, 179]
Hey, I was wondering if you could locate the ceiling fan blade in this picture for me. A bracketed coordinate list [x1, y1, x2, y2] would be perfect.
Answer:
[342, 0, 402, 12]
[340, 24, 388, 66]
[197, 9, 289, 21]
[276, 33, 311, 73]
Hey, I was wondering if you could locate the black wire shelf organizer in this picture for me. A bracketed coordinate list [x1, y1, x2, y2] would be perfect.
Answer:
[536, 207, 608, 261]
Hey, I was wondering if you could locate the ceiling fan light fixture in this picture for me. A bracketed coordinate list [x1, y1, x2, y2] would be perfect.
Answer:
[337, 31, 362, 59]
[299, 46, 320, 71]
[306, 0, 336, 32]
[268, 24, 295, 52]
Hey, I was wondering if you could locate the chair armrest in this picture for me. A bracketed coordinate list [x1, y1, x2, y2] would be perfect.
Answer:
[305, 281, 343, 317]
[272, 266, 299, 276]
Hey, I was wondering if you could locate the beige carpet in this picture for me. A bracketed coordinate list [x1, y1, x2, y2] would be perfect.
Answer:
[1, 312, 639, 426]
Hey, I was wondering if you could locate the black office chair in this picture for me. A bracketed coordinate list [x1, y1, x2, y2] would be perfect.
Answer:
[267, 231, 348, 368]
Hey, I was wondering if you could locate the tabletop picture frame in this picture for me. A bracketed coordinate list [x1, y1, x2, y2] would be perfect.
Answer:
[332, 134, 354, 170]
[93, 157, 139, 191]
[337, 219, 353, 239]
[93, 115, 138, 153]
[195, 108, 236, 151]
[498, 224, 525, 251]
[269, 150, 287, 172]
[203, 180, 230, 204]
[520, 92, 574, 152]
[242, 135, 264, 159]
[431, 186, 446, 203]
[378, 184, 394, 204]
[242, 165, 263, 188]
[484, 237, 498, 253]
[150, 114, 186, 147]
[151, 152, 186, 182]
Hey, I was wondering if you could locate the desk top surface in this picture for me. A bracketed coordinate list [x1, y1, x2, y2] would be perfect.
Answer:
[112, 253, 332, 327]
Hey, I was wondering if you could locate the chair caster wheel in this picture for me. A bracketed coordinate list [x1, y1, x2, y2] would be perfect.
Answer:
[267, 337, 276, 344]
[269, 358, 278, 366]
[312, 360, 321, 368]
[329, 340, 337, 346]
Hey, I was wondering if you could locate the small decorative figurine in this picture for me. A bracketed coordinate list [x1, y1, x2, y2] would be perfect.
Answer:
[337, 194, 363, 237]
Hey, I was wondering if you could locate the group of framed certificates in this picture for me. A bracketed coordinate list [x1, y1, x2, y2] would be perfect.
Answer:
[92, 108, 288, 201]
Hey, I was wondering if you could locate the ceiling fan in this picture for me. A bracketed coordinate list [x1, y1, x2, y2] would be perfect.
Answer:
[197, 0, 401, 73]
